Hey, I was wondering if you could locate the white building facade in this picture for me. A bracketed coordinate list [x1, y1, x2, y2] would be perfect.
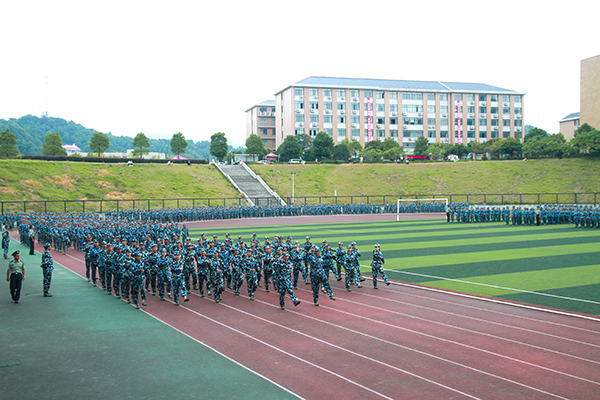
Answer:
[271, 77, 525, 153]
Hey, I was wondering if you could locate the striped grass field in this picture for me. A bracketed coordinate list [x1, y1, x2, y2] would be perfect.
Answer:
[190, 219, 600, 316]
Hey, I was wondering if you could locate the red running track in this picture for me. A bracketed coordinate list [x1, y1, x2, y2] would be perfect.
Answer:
[50, 244, 600, 400]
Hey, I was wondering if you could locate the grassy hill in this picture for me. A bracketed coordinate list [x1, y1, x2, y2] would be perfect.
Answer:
[251, 158, 600, 204]
[0, 159, 598, 212]
[0, 160, 239, 212]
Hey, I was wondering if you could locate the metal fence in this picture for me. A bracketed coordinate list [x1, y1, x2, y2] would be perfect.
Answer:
[1, 192, 598, 215]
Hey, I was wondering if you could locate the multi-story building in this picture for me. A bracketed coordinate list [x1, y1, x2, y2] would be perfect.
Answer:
[559, 112, 580, 141]
[267, 77, 524, 153]
[580, 54, 600, 131]
[245, 100, 277, 149]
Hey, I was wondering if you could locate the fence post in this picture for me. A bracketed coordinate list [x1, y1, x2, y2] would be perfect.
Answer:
[162, 199, 165, 209]
[208, 198, 211, 207]
[520, 193, 522, 204]
[192, 199, 195, 208]
[147, 199, 150, 211]
[501, 194, 504, 204]
[367, 195, 369, 204]
[1, 201, 3, 215]
[466, 194, 469, 203]
[556, 193, 558, 204]
[82, 200, 85, 213]
[575, 193, 577, 204]
[100, 200, 103, 214]
[133, 199, 136, 209]
[351, 196, 353, 204]
[24, 201, 26, 213]
[484, 194, 486, 204]
[117, 200, 119, 213]
[177, 199, 179, 208]
[44, 200, 47, 213]
[537, 193, 540, 204]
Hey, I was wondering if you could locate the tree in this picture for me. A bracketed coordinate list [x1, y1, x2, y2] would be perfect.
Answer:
[245, 134, 266, 158]
[277, 135, 302, 161]
[209, 132, 227, 161]
[413, 135, 429, 157]
[523, 127, 548, 143]
[446, 143, 469, 158]
[332, 143, 350, 161]
[89, 132, 110, 156]
[296, 133, 312, 150]
[132, 132, 150, 158]
[170, 132, 189, 157]
[498, 137, 522, 158]
[0, 129, 19, 157]
[571, 125, 600, 155]
[428, 142, 447, 160]
[312, 131, 334, 160]
[380, 137, 403, 161]
[343, 138, 363, 158]
[42, 132, 67, 156]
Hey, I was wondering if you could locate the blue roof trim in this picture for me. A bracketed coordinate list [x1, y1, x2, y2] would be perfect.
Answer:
[284, 76, 521, 94]
[560, 112, 580, 121]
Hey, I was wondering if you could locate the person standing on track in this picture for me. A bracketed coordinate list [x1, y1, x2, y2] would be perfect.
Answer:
[242, 249, 258, 300]
[2, 222, 10, 259]
[309, 247, 335, 306]
[371, 244, 390, 289]
[129, 252, 147, 309]
[209, 250, 225, 303]
[170, 253, 189, 305]
[291, 243, 308, 289]
[335, 242, 345, 281]
[7, 250, 25, 303]
[41, 243, 54, 297]
[28, 225, 36, 255]
[343, 245, 361, 291]
[274, 252, 300, 310]
[351, 241, 364, 282]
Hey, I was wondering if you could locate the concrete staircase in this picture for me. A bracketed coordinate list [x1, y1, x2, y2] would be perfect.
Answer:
[218, 162, 285, 207]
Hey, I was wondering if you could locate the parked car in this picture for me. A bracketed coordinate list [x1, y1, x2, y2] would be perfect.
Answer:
[289, 158, 305, 164]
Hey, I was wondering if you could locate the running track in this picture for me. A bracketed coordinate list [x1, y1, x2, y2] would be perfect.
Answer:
[34, 215, 600, 399]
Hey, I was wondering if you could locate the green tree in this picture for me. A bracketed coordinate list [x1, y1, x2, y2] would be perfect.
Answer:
[0, 129, 19, 157]
[332, 143, 350, 161]
[278, 135, 302, 161]
[343, 138, 363, 158]
[446, 143, 469, 158]
[312, 131, 334, 160]
[170, 132, 189, 157]
[296, 133, 312, 150]
[245, 134, 266, 158]
[498, 137, 523, 157]
[428, 142, 447, 160]
[42, 132, 67, 156]
[413, 135, 429, 157]
[571, 125, 600, 155]
[89, 132, 110, 156]
[380, 137, 403, 161]
[523, 127, 548, 143]
[132, 132, 150, 158]
[209, 132, 228, 161]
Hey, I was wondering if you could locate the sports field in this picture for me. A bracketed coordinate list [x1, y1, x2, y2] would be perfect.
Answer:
[189, 216, 600, 316]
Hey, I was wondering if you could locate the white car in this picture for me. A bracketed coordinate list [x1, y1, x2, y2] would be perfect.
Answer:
[289, 159, 305, 164]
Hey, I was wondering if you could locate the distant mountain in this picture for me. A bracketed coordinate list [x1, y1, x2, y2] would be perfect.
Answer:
[0, 115, 216, 159]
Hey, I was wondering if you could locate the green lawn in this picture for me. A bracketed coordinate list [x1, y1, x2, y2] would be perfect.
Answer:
[190, 219, 600, 316]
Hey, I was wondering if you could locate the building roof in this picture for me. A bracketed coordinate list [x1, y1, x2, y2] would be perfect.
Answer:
[245, 100, 276, 112]
[559, 112, 580, 122]
[275, 76, 524, 95]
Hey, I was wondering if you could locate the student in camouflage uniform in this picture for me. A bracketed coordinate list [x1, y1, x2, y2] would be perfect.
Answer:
[41, 243, 54, 297]
[334, 242, 345, 280]
[273, 252, 300, 310]
[183, 243, 198, 292]
[343, 245, 362, 291]
[291, 244, 308, 288]
[229, 248, 244, 296]
[120, 249, 135, 303]
[209, 251, 225, 303]
[170, 253, 189, 305]
[242, 249, 258, 300]
[156, 249, 172, 300]
[371, 244, 390, 289]
[196, 249, 211, 297]
[2, 223, 10, 259]
[129, 252, 147, 309]
[261, 245, 275, 292]
[309, 247, 335, 306]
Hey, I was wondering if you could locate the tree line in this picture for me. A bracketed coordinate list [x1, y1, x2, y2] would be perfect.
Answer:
[238, 124, 600, 163]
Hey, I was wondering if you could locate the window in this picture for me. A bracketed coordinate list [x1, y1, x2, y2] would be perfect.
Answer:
[403, 117, 423, 125]
[272, 118, 276, 125]
[338, 128, 346, 138]
[402, 92, 423, 100]
[324, 115, 332, 123]
[310, 102, 319, 110]
[337, 103, 346, 110]
[428, 105, 436, 113]
[390, 130, 398, 137]
[295, 101, 304, 109]
[479, 94, 486, 101]
[351, 129, 360, 138]
[467, 94, 475, 101]
[467, 119, 475, 126]
[389, 92, 398, 99]
[324, 128, 332, 136]
[350, 90, 359, 98]
[491, 119, 499, 126]
[377, 130, 385, 138]
[440, 131, 448, 138]
[295, 129, 304, 135]
[503, 131, 510, 138]
[271, 107, 275, 112]
[514, 96, 522, 103]
[491, 131, 498, 139]
[402, 105, 423, 113]
[440, 105, 448, 114]
[260, 118, 267, 124]
[503, 119, 510, 127]
[260, 129, 268, 135]
[427, 93, 436, 101]
[376, 91, 385, 99]
[479, 119, 487, 126]
[324, 102, 333, 110]
[390, 117, 397, 125]
[295, 88, 303, 96]
[440, 94, 448, 101]
[479, 107, 487, 114]
[491, 95, 498, 102]
[351, 116, 359, 124]
[259, 107, 267, 112]
[514, 119, 522, 127]
[503, 107, 510, 115]
[377, 117, 385, 124]
[479, 131, 487, 138]
[455, 94, 462, 101]
[310, 115, 319, 123]
[271, 129, 275, 136]
[338, 116, 346, 124]
[295, 115, 303, 123]
[427, 118, 437, 125]
[323, 89, 332, 97]
[337, 89, 346, 97]
[467, 131, 475, 138]
[440, 118, 448, 126]
[491, 107, 498, 114]
[376, 104, 385, 112]
[389, 104, 398, 112]
[428, 131, 436, 138]
[309, 130, 318, 136]
[514, 107, 522, 114]
[309, 88, 318, 96]
[364, 90, 373, 98]
[351, 103, 360, 111]
[467, 106, 475, 113]
[503, 95, 510, 102]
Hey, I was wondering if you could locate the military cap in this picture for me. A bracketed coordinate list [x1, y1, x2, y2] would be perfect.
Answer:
[44, 243, 52, 249]
[288, 236, 292, 239]
[12, 250, 20, 256]
[374, 243, 380, 247]
[338, 242, 343, 245]
[351, 241, 357, 245]
[238, 236, 243, 239]
[306, 236, 310, 239]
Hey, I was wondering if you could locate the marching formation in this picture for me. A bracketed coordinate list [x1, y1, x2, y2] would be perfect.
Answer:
[78, 232, 387, 310]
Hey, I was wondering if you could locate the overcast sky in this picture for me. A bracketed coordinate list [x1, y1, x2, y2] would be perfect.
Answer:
[1, 0, 598, 147]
